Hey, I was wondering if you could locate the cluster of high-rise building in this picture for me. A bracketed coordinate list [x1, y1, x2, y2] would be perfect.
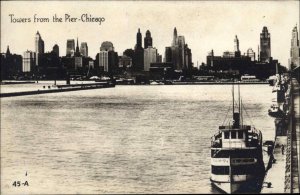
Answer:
[164, 28, 192, 71]
[205, 26, 288, 78]
[1, 25, 299, 80]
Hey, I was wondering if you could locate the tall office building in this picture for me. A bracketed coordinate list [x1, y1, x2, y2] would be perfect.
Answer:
[80, 42, 88, 57]
[23, 50, 36, 72]
[74, 38, 82, 69]
[52, 44, 59, 57]
[35, 31, 44, 66]
[133, 28, 144, 70]
[66, 39, 75, 57]
[144, 30, 153, 49]
[99, 41, 118, 72]
[164, 47, 172, 63]
[247, 48, 256, 61]
[169, 27, 191, 70]
[184, 44, 192, 69]
[289, 25, 300, 69]
[172, 27, 178, 46]
[234, 35, 241, 57]
[260, 26, 271, 62]
[144, 47, 157, 71]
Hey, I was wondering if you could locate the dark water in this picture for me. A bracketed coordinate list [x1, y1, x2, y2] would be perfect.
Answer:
[1, 84, 275, 194]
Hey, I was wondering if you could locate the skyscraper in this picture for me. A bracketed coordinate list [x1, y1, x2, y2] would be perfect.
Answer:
[164, 47, 172, 63]
[35, 31, 44, 66]
[80, 42, 88, 57]
[144, 47, 157, 71]
[75, 38, 80, 56]
[184, 44, 192, 69]
[289, 25, 300, 69]
[136, 28, 142, 48]
[66, 39, 75, 57]
[169, 27, 190, 70]
[247, 48, 256, 61]
[260, 26, 271, 62]
[74, 38, 82, 69]
[234, 35, 241, 57]
[23, 50, 36, 72]
[133, 28, 144, 70]
[177, 36, 185, 70]
[144, 30, 153, 49]
[52, 44, 59, 57]
[99, 41, 118, 73]
[172, 27, 178, 46]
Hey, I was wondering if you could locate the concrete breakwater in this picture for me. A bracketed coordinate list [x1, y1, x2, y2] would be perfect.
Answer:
[0, 82, 115, 98]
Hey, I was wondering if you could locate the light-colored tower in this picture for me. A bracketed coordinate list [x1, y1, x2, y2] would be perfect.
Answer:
[35, 31, 44, 66]
[289, 24, 300, 69]
[80, 42, 88, 57]
[66, 39, 75, 57]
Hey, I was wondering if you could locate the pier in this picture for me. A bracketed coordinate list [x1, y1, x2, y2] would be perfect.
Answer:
[262, 76, 300, 193]
[0, 81, 115, 98]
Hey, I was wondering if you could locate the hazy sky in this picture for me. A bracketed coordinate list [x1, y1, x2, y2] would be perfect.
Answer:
[1, 1, 299, 67]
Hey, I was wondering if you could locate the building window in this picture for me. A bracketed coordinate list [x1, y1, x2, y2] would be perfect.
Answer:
[238, 131, 244, 139]
[224, 132, 229, 139]
[231, 131, 237, 139]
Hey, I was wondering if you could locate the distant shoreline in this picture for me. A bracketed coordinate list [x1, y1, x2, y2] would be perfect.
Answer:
[1, 80, 269, 86]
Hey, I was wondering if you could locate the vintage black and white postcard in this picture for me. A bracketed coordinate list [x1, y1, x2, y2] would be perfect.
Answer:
[1, 0, 299, 194]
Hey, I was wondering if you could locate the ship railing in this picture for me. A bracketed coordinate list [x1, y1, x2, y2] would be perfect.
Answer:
[218, 125, 251, 131]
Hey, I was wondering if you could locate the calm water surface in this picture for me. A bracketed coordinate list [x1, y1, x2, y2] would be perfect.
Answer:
[1, 84, 275, 194]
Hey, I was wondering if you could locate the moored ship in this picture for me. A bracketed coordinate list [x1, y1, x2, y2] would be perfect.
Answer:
[210, 85, 265, 193]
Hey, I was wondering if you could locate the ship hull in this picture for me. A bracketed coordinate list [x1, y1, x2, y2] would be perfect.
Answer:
[268, 110, 285, 118]
[211, 175, 264, 194]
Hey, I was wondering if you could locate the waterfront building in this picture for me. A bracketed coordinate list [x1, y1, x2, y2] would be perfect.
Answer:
[66, 39, 75, 57]
[144, 30, 153, 49]
[119, 55, 132, 69]
[260, 26, 271, 62]
[52, 44, 59, 57]
[133, 28, 144, 71]
[1, 46, 22, 79]
[80, 42, 88, 57]
[99, 41, 118, 73]
[247, 48, 256, 61]
[149, 62, 174, 80]
[144, 47, 157, 71]
[23, 50, 36, 72]
[167, 27, 193, 71]
[289, 25, 300, 70]
[177, 35, 185, 70]
[35, 31, 44, 66]
[99, 51, 109, 72]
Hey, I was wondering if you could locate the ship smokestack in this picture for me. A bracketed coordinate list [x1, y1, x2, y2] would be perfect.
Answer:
[233, 112, 240, 128]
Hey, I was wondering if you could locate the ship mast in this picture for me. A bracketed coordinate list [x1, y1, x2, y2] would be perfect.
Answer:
[232, 84, 235, 118]
[238, 84, 241, 126]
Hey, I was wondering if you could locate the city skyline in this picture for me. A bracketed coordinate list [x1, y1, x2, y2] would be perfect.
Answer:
[1, 1, 299, 67]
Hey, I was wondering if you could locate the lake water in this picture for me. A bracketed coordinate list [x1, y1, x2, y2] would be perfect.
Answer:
[0, 84, 275, 194]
